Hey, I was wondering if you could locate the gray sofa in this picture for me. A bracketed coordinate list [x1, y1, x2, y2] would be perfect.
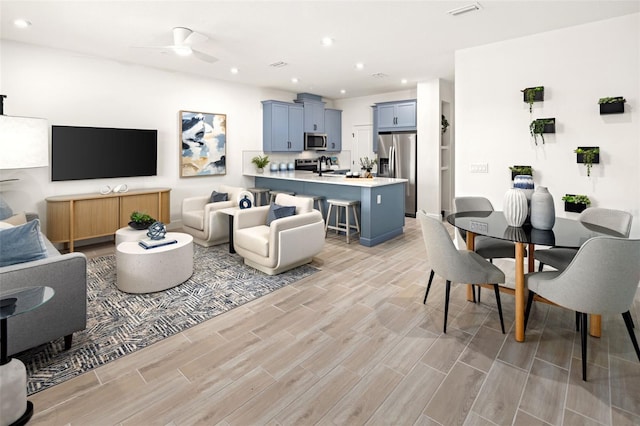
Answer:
[0, 219, 87, 356]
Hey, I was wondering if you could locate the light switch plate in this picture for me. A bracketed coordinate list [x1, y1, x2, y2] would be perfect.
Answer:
[470, 163, 489, 173]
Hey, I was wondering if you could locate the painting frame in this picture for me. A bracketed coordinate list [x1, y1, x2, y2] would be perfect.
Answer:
[180, 110, 227, 177]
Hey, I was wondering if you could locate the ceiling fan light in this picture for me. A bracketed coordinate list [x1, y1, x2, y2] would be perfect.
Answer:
[174, 46, 192, 56]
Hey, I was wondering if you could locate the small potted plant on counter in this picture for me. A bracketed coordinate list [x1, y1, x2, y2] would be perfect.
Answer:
[359, 157, 377, 178]
[129, 211, 156, 230]
[251, 155, 270, 173]
[598, 96, 626, 115]
[562, 194, 591, 213]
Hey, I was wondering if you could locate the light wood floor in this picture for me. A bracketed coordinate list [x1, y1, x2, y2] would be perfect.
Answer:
[29, 217, 640, 425]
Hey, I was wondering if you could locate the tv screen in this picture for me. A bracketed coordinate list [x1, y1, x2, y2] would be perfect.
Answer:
[51, 125, 158, 181]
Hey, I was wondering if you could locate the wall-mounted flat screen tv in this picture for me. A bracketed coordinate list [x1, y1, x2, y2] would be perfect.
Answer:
[51, 125, 158, 181]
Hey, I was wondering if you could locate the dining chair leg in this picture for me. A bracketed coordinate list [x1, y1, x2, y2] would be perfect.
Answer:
[423, 269, 435, 304]
[524, 290, 535, 331]
[443, 280, 451, 334]
[493, 284, 505, 334]
[472, 285, 477, 303]
[538, 262, 545, 272]
[622, 311, 640, 362]
[477, 286, 481, 303]
[576, 311, 580, 331]
[580, 312, 588, 381]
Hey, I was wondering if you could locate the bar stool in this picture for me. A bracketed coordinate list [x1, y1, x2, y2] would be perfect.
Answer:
[297, 194, 326, 220]
[325, 199, 360, 244]
[248, 187, 270, 206]
[269, 190, 295, 204]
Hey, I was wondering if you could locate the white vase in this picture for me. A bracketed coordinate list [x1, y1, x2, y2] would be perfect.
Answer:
[503, 188, 528, 227]
[530, 186, 555, 230]
[513, 174, 534, 200]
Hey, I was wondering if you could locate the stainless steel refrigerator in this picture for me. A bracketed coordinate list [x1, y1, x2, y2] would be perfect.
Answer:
[377, 132, 417, 217]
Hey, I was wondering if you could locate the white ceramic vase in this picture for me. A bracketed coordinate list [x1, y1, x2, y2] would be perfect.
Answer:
[503, 188, 528, 227]
[530, 186, 555, 230]
[513, 174, 535, 200]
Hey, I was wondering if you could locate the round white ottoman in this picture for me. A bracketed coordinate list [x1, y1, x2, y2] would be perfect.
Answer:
[116, 232, 194, 293]
[115, 227, 148, 246]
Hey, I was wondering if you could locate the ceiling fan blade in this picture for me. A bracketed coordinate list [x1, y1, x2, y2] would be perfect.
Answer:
[184, 31, 208, 46]
[192, 49, 218, 63]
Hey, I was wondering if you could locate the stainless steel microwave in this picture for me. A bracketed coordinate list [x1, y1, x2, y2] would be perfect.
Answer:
[304, 133, 327, 150]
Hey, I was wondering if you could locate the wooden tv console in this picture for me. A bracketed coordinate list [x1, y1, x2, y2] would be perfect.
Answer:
[46, 188, 170, 252]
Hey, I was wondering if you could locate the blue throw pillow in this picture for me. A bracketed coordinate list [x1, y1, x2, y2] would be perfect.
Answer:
[0, 219, 48, 267]
[266, 203, 296, 226]
[210, 191, 229, 203]
[0, 195, 13, 220]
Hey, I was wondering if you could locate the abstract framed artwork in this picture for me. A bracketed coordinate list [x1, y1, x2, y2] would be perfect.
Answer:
[180, 110, 226, 177]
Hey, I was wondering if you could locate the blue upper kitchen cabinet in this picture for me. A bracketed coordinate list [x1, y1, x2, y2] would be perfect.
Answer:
[324, 108, 342, 152]
[302, 101, 325, 133]
[376, 100, 417, 131]
[262, 100, 304, 152]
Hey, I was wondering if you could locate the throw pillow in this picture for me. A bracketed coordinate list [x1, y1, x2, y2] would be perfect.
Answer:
[0, 219, 48, 267]
[266, 203, 296, 226]
[210, 191, 229, 203]
[0, 195, 13, 220]
[2, 212, 27, 226]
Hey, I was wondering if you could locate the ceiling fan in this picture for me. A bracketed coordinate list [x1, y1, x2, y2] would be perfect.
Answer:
[134, 27, 218, 63]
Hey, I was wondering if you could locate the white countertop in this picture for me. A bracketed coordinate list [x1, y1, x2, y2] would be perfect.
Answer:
[245, 170, 407, 187]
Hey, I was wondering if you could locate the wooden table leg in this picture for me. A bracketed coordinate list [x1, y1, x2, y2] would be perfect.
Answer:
[590, 314, 602, 337]
[515, 242, 526, 342]
[466, 231, 476, 302]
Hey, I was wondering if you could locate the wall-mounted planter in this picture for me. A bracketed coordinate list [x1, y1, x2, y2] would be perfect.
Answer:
[562, 194, 591, 213]
[510, 165, 533, 180]
[576, 146, 600, 164]
[540, 118, 555, 133]
[599, 97, 625, 115]
[530, 118, 555, 145]
[522, 86, 544, 103]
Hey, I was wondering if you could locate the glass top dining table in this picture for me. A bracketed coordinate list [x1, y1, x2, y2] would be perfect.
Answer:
[446, 211, 623, 342]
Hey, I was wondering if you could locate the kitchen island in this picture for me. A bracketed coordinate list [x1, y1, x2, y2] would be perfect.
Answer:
[246, 171, 407, 246]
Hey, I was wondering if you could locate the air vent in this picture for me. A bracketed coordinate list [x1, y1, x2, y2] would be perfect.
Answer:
[269, 61, 288, 68]
[371, 73, 388, 79]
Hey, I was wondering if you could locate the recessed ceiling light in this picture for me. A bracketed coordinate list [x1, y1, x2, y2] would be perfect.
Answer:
[14, 19, 32, 28]
[291, 77, 299, 84]
[447, 2, 481, 16]
[321, 37, 333, 47]
[230, 67, 239, 74]
[355, 63, 364, 70]
[401, 79, 408, 84]
[340, 89, 346, 94]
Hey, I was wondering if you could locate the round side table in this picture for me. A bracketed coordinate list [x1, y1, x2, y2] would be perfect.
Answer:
[1, 286, 55, 426]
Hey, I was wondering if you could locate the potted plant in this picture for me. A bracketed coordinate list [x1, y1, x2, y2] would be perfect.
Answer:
[598, 96, 626, 114]
[574, 147, 599, 177]
[359, 157, 377, 178]
[509, 165, 533, 180]
[562, 194, 591, 213]
[522, 86, 544, 113]
[441, 114, 450, 134]
[129, 211, 155, 230]
[251, 155, 270, 173]
[529, 118, 555, 145]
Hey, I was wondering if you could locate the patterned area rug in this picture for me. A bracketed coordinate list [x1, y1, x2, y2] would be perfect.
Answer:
[17, 244, 317, 395]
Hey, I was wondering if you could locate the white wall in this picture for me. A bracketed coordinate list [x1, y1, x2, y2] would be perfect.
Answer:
[455, 13, 640, 237]
[0, 40, 298, 230]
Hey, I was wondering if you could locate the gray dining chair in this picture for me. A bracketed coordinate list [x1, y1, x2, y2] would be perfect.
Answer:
[418, 210, 506, 334]
[454, 196, 523, 302]
[524, 236, 640, 381]
[535, 207, 632, 272]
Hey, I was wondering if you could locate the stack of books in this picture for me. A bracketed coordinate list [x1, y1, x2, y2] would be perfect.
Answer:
[138, 238, 178, 249]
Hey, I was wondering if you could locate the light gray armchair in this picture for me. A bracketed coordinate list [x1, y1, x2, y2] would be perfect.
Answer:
[181, 184, 246, 247]
[535, 207, 632, 271]
[233, 194, 324, 275]
[525, 236, 640, 381]
[418, 210, 506, 333]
